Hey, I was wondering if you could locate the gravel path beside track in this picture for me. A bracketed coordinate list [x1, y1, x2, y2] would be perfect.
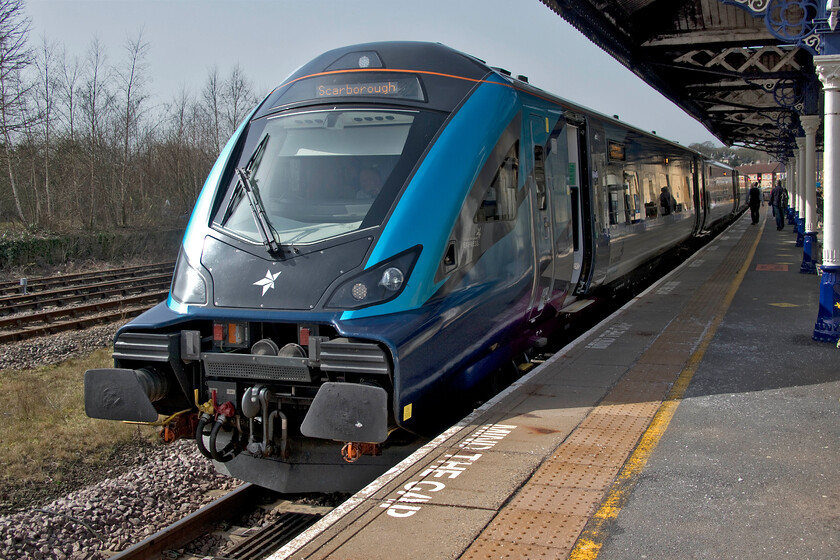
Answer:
[0, 263, 245, 559]
[0, 441, 240, 560]
[0, 310, 239, 559]
[0, 322, 123, 371]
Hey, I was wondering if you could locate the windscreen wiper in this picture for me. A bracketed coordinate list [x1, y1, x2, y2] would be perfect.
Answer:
[220, 133, 281, 254]
[235, 167, 282, 255]
[222, 134, 271, 224]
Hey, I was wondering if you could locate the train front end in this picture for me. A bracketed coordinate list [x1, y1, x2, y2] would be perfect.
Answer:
[83, 42, 519, 492]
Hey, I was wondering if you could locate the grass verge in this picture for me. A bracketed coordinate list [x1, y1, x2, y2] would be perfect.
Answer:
[0, 348, 160, 514]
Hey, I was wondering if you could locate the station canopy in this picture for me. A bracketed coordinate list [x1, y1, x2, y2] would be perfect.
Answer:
[539, 0, 822, 159]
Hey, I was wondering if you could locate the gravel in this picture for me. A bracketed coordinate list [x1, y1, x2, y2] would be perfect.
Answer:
[0, 263, 248, 559]
[0, 441, 240, 560]
[0, 263, 330, 559]
[0, 322, 124, 371]
[0, 257, 163, 371]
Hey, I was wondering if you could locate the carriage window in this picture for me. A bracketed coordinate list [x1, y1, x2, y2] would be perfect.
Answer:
[475, 144, 518, 222]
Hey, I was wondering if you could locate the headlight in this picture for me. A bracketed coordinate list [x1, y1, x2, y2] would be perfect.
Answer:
[379, 267, 404, 291]
[170, 255, 208, 305]
[327, 246, 420, 309]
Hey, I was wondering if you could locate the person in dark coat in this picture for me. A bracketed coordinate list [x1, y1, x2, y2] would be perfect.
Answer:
[748, 182, 762, 225]
[659, 187, 675, 216]
[769, 180, 785, 230]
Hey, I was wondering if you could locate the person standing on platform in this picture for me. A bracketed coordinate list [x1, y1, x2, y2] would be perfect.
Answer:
[748, 182, 762, 225]
[769, 180, 785, 230]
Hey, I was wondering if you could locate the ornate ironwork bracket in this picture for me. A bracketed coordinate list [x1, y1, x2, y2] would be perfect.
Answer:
[721, 0, 821, 55]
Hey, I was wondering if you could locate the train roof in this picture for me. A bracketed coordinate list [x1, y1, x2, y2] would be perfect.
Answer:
[494, 61, 702, 159]
[263, 41, 712, 162]
[282, 41, 490, 84]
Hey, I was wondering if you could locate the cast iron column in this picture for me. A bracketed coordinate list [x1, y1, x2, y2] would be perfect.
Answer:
[787, 157, 797, 224]
[795, 137, 806, 246]
[788, 155, 797, 224]
[813, 55, 840, 342]
[800, 115, 820, 273]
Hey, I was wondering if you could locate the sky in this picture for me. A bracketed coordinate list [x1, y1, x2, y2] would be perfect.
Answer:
[25, 0, 724, 147]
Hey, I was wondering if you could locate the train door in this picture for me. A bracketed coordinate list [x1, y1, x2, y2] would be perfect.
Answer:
[526, 113, 579, 320]
[566, 123, 590, 294]
[699, 160, 709, 232]
[527, 115, 555, 320]
[546, 121, 577, 304]
[692, 157, 704, 234]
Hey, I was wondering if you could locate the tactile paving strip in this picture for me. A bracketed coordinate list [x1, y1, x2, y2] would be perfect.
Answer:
[462, 538, 568, 559]
[566, 415, 652, 441]
[588, 401, 661, 419]
[475, 508, 587, 550]
[529, 462, 620, 492]
[508, 485, 602, 516]
[594, 378, 672, 404]
[464, 220, 761, 559]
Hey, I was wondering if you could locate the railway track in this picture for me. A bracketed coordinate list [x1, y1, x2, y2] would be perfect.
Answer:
[112, 484, 330, 560]
[0, 273, 172, 315]
[0, 262, 174, 295]
[0, 262, 174, 344]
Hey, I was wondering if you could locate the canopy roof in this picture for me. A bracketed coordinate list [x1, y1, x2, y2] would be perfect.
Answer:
[540, 0, 823, 159]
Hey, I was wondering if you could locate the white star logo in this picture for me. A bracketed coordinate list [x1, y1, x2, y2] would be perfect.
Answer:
[253, 269, 281, 296]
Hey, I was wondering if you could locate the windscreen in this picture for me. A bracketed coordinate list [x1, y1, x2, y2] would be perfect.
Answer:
[216, 108, 444, 245]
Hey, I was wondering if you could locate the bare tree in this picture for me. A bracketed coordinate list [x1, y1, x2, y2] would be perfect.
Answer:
[54, 48, 83, 225]
[57, 48, 80, 141]
[222, 63, 256, 140]
[114, 30, 149, 226]
[79, 37, 113, 228]
[164, 88, 191, 212]
[18, 65, 42, 224]
[0, 21, 263, 233]
[0, 0, 33, 224]
[33, 33, 57, 221]
[202, 66, 222, 153]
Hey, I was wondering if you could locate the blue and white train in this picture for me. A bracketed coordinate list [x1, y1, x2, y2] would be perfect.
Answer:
[85, 42, 744, 492]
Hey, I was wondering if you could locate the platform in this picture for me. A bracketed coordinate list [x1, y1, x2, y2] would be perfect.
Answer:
[270, 207, 839, 560]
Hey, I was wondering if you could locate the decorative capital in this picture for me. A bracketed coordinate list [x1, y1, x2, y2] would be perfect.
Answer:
[796, 136, 807, 149]
[800, 114, 821, 136]
[814, 55, 840, 91]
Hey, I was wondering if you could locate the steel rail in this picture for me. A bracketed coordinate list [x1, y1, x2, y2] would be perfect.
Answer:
[224, 510, 325, 560]
[111, 483, 326, 560]
[0, 292, 168, 343]
[0, 290, 168, 330]
[0, 262, 174, 295]
[110, 483, 261, 560]
[0, 274, 172, 314]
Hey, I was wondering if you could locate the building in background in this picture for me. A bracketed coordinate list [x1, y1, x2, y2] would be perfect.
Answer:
[738, 162, 784, 194]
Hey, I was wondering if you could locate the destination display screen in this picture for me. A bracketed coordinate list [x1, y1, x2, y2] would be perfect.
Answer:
[316, 80, 403, 98]
[275, 73, 426, 107]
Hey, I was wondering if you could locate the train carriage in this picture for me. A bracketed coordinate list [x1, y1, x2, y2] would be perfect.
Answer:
[85, 42, 741, 492]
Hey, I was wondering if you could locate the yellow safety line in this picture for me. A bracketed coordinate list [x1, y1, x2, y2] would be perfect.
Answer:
[569, 220, 765, 560]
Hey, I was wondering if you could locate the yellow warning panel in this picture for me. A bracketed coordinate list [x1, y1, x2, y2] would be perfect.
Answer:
[403, 403, 412, 421]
